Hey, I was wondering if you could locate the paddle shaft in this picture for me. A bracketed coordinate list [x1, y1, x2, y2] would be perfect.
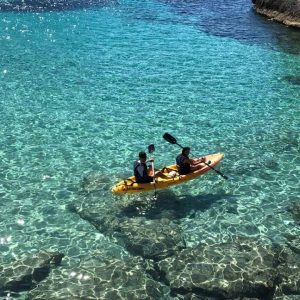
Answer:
[147, 145, 156, 184]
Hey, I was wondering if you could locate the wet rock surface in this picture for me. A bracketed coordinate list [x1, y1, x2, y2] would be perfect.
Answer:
[252, 0, 300, 28]
[0, 251, 64, 294]
[26, 251, 169, 300]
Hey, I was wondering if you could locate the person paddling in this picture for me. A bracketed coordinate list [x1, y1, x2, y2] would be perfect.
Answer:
[176, 147, 206, 175]
[134, 151, 154, 183]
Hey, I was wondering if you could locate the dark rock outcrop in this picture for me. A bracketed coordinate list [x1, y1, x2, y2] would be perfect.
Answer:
[0, 251, 64, 294]
[252, 0, 300, 28]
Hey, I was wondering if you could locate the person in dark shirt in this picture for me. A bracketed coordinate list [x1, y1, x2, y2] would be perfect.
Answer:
[134, 151, 154, 183]
[176, 147, 206, 175]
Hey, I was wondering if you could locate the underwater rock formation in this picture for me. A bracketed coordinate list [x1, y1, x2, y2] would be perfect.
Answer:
[282, 75, 300, 85]
[156, 236, 300, 299]
[79, 172, 112, 194]
[157, 237, 279, 299]
[252, 0, 300, 27]
[70, 181, 300, 298]
[71, 187, 186, 260]
[276, 247, 300, 295]
[0, 251, 64, 294]
[288, 201, 300, 223]
[26, 251, 168, 300]
[0, 0, 116, 12]
[74, 205, 186, 260]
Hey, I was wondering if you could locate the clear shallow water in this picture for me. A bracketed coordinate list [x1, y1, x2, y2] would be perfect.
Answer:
[0, 0, 299, 296]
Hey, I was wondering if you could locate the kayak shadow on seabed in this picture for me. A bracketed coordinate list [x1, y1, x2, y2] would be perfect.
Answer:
[118, 189, 238, 221]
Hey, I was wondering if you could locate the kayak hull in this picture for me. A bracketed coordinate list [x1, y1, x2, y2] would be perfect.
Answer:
[111, 153, 224, 194]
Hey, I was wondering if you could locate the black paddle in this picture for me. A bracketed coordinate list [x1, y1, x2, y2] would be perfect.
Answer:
[147, 144, 158, 198]
[147, 144, 156, 184]
[163, 132, 228, 180]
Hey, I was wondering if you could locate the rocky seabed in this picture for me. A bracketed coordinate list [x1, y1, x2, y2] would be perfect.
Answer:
[1, 179, 299, 300]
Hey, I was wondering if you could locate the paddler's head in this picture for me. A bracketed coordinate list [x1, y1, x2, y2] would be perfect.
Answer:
[138, 151, 147, 162]
[182, 147, 190, 157]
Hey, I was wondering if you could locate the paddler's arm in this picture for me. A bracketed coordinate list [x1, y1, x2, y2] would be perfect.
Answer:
[191, 157, 206, 166]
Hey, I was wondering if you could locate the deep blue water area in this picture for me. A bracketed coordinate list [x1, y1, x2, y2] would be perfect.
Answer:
[159, 0, 300, 54]
[0, 0, 299, 298]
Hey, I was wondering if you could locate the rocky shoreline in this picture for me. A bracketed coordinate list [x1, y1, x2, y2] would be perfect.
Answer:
[252, 0, 300, 28]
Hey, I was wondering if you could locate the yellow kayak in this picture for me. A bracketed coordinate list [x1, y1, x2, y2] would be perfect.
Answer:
[112, 153, 224, 194]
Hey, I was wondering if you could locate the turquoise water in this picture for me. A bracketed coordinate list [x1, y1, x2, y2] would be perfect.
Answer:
[0, 0, 299, 297]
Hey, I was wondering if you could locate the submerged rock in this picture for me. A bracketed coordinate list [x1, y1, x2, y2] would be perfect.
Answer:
[76, 205, 186, 260]
[0, 251, 64, 294]
[252, 0, 300, 28]
[79, 172, 111, 194]
[157, 237, 279, 299]
[277, 247, 300, 295]
[288, 201, 300, 223]
[282, 75, 300, 85]
[286, 235, 300, 254]
[273, 289, 300, 299]
[116, 217, 186, 260]
[0, 0, 116, 12]
[26, 252, 169, 300]
[71, 190, 186, 261]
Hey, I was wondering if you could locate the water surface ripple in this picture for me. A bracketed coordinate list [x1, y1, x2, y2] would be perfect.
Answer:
[0, 0, 299, 298]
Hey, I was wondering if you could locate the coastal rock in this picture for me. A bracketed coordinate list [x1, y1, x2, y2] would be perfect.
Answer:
[0, 0, 116, 12]
[26, 252, 168, 300]
[0, 251, 64, 294]
[157, 237, 279, 299]
[252, 0, 300, 28]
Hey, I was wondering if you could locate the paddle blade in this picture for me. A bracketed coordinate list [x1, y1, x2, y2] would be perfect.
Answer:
[148, 144, 155, 154]
[163, 132, 177, 144]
